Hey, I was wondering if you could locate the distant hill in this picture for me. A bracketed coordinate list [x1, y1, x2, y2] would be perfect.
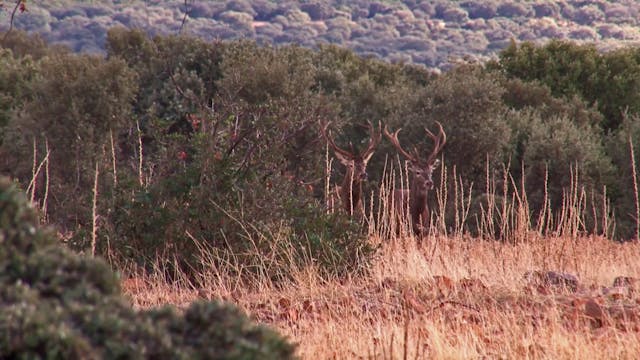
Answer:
[4, 0, 640, 69]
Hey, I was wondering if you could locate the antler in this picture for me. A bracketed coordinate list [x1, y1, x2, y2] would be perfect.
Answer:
[383, 125, 419, 164]
[424, 121, 447, 165]
[320, 121, 354, 160]
[361, 121, 382, 159]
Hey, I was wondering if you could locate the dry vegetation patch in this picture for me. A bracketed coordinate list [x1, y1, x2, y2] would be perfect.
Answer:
[122, 235, 640, 358]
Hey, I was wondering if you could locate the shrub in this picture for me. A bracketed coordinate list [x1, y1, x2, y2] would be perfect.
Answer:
[300, 2, 334, 20]
[507, 110, 614, 220]
[604, 114, 640, 239]
[2, 51, 137, 235]
[0, 48, 36, 146]
[0, 30, 57, 60]
[423, 64, 511, 183]
[495, 40, 640, 131]
[497, 2, 532, 18]
[0, 176, 297, 359]
[106, 27, 224, 127]
[499, 77, 603, 127]
[106, 125, 373, 279]
[532, 2, 560, 18]
[106, 36, 378, 280]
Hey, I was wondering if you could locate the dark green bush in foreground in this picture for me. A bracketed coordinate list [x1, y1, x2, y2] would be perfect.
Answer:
[0, 177, 296, 359]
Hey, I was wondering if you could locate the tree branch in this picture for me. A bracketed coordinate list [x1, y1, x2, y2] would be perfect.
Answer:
[178, 0, 190, 34]
[1, 0, 23, 46]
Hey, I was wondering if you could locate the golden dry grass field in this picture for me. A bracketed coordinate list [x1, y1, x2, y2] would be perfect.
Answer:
[121, 234, 640, 359]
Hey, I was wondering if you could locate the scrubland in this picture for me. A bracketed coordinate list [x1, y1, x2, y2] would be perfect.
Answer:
[122, 168, 640, 360]
[123, 233, 640, 359]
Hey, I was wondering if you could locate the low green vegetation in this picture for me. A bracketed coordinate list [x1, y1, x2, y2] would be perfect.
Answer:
[0, 176, 297, 358]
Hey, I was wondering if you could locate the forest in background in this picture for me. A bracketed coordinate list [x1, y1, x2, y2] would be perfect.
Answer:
[1, 0, 640, 69]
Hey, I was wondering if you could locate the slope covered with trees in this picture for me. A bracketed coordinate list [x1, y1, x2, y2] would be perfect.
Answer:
[2, 0, 640, 69]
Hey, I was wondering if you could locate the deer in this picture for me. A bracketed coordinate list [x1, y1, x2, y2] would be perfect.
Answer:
[384, 122, 446, 236]
[321, 121, 382, 218]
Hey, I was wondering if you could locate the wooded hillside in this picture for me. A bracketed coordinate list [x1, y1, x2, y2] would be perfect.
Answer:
[2, 0, 640, 69]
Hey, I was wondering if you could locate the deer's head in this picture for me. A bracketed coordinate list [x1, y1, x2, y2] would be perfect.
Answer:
[384, 122, 447, 192]
[321, 121, 382, 182]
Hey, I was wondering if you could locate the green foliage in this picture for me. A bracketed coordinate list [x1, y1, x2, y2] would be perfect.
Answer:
[107, 32, 378, 279]
[422, 65, 511, 184]
[604, 114, 640, 239]
[106, 27, 224, 128]
[508, 109, 614, 215]
[2, 51, 137, 233]
[495, 40, 640, 130]
[496, 40, 599, 99]
[0, 30, 56, 60]
[106, 123, 372, 278]
[591, 48, 640, 130]
[218, 41, 316, 104]
[500, 77, 603, 127]
[0, 176, 297, 359]
[0, 47, 36, 146]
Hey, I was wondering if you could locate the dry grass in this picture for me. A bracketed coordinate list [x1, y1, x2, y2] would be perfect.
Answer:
[119, 160, 640, 359]
[121, 234, 640, 359]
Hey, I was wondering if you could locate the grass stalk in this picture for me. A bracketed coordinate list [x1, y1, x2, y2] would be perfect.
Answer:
[110, 129, 118, 186]
[136, 119, 144, 187]
[630, 136, 639, 240]
[91, 160, 100, 257]
[41, 137, 50, 221]
[26, 138, 50, 209]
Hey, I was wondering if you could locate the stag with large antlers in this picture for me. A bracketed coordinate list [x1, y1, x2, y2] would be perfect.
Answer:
[321, 121, 382, 218]
[384, 122, 446, 236]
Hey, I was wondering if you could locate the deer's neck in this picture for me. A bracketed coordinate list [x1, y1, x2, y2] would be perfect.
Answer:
[340, 168, 362, 211]
[409, 179, 429, 212]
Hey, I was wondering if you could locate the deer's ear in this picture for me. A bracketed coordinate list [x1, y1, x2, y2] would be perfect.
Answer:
[431, 159, 441, 170]
[334, 152, 353, 166]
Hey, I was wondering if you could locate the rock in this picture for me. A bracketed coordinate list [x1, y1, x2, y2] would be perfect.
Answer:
[457, 277, 488, 292]
[602, 286, 628, 300]
[613, 276, 640, 290]
[432, 275, 455, 297]
[584, 298, 607, 328]
[607, 304, 640, 331]
[524, 270, 580, 293]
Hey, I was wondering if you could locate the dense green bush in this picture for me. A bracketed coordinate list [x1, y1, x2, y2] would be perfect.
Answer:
[103, 35, 375, 278]
[2, 50, 137, 234]
[0, 48, 36, 146]
[422, 65, 511, 183]
[0, 176, 296, 359]
[105, 122, 372, 278]
[507, 109, 614, 220]
[499, 77, 603, 128]
[106, 27, 224, 131]
[605, 114, 640, 239]
[494, 40, 640, 131]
